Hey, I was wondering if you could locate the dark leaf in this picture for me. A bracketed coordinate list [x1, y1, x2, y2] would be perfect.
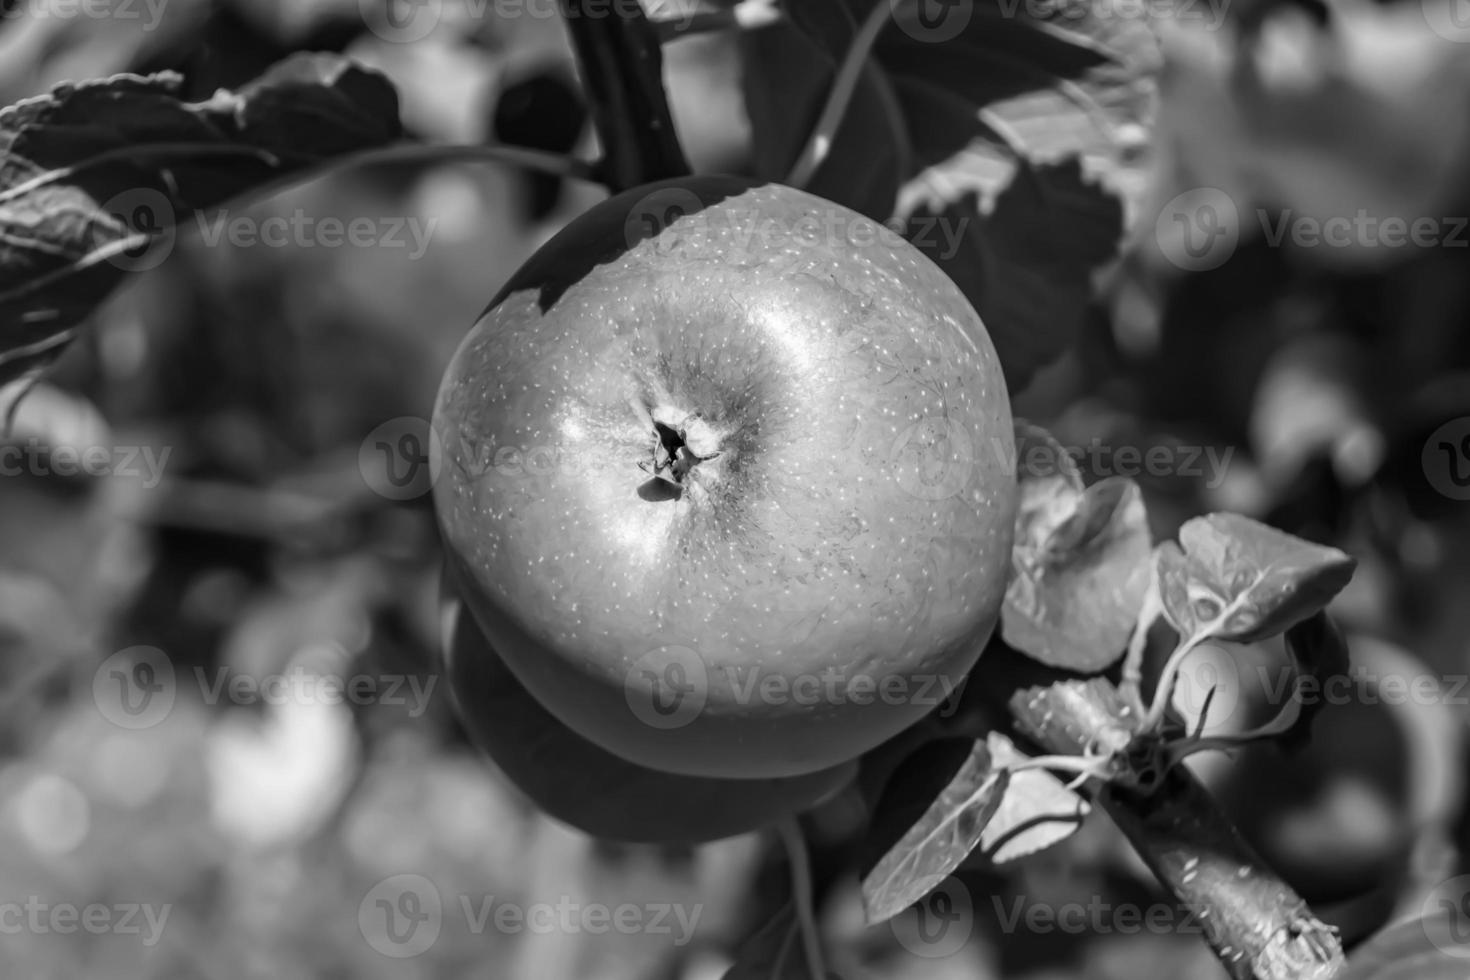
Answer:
[723, 902, 802, 980]
[1338, 911, 1470, 980]
[739, 0, 1158, 393]
[0, 52, 403, 385]
[1156, 513, 1356, 643]
[1003, 423, 1153, 671]
[1277, 612, 1351, 752]
[739, 1, 908, 220]
[862, 738, 1008, 924]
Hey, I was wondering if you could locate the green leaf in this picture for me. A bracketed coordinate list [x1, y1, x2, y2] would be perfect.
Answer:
[0, 52, 403, 385]
[738, 0, 1158, 393]
[1277, 612, 1351, 752]
[974, 732, 1090, 865]
[723, 902, 805, 980]
[1338, 911, 1470, 980]
[1156, 513, 1357, 643]
[739, 1, 908, 221]
[1002, 423, 1152, 671]
[861, 738, 1008, 924]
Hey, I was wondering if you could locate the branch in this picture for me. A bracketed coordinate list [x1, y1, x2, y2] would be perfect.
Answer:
[1005, 671, 1346, 980]
[560, 0, 691, 191]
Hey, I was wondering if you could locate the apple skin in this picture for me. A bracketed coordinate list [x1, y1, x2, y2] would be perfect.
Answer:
[433, 175, 1015, 779]
[442, 588, 857, 843]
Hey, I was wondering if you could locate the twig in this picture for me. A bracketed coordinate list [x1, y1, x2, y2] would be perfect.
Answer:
[1008, 674, 1346, 980]
[560, 0, 691, 190]
[786, 0, 898, 188]
[777, 816, 829, 980]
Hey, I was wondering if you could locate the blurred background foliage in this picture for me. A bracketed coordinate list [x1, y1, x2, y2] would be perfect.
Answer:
[0, 0, 1468, 977]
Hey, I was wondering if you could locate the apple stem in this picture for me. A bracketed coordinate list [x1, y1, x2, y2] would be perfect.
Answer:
[777, 815, 829, 980]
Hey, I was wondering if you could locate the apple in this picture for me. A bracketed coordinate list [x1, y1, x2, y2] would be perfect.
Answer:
[433, 175, 1015, 779]
[442, 589, 857, 842]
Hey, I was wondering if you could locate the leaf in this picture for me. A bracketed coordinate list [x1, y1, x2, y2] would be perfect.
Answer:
[1002, 424, 1153, 671]
[1338, 912, 1470, 980]
[0, 52, 403, 385]
[1159, 8, 1470, 270]
[723, 902, 802, 980]
[1156, 513, 1356, 643]
[740, 0, 909, 220]
[1277, 611, 1350, 752]
[861, 738, 1008, 924]
[975, 732, 1090, 865]
[739, 0, 1158, 393]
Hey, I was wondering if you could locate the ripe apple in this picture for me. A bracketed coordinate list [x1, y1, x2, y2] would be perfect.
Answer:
[433, 175, 1016, 779]
[443, 589, 857, 842]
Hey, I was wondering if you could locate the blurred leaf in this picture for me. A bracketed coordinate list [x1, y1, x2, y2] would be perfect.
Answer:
[723, 902, 804, 980]
[740, 0, 1157, 393]
[1003, 424, 1152, 670]
[1156, 513, 1356, 642]
[1338, 912, 1470, 980]
[1276, 611, 1350, 752]
[1159, 8, 1470, 269]
[0, 52, 403, 386]
[976, 731, 1089, 864]
[862, 738, 1007, 924]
